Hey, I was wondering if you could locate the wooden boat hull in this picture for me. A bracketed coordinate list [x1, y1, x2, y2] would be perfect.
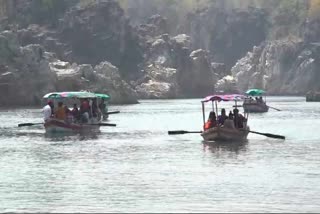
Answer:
[201, 127, 249, 142]
[243, 103, 269, 113]
[44, 119, 100, 133]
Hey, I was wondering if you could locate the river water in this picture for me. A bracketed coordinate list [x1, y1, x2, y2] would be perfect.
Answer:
[0, 96, 319, 212]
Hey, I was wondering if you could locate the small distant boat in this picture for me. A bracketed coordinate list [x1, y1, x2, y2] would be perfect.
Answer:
[201, 94, 250, 142]
[306, 91, 320, 102]
[243, 89, 269, 113]
[43, 91, 103, 133]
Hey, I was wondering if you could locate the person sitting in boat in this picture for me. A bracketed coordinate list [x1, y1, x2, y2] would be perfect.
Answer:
[71, 104, 80, 121]
[218, 108, 228, 125]
[233, 108, 246, 129]
[259, 96, 264, 103]
[42, 100, 54, 122]
[92, 99, 101, 119]
[223, 114, 235, 129]
[204, 111, 217, 130]
[81, 112, 90, 123]
[99, 99, 106, 112]
[55, 101, 66, 121]
[228, 111, 233, 118]
[64, 105, 73, 123]
[80, 99, 91, 122]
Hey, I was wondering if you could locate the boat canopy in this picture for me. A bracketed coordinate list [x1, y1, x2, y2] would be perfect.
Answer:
[95, 93, 110, 100]
[43, 91, 98, 99]
[245, 89, 265, 96]
[202, 94, 245, 102]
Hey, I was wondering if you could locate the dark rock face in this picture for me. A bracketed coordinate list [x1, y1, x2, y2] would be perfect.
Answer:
[183, 6, 269, 70]
[303, 18, 320, 44]
[59, 0, 143, 78]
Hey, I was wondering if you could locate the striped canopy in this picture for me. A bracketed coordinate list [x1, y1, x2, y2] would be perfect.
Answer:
[202, 94, 245, 102]
[43, 91, 97, 99]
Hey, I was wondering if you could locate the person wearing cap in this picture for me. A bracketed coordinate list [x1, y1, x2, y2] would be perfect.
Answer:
[43, 100, 54, 122]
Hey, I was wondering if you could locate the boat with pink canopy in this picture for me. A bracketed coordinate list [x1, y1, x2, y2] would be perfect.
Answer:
[200, 94, 250, 142]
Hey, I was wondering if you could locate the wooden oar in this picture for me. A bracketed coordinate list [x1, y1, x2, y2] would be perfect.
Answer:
[267, 105, 281, 111]
[87, 123, 116, 127]
[105, 111, 120, 115]
[168, 130, 202, 135]
[249, 130, 285, 140]
[18, 122, 43, 127]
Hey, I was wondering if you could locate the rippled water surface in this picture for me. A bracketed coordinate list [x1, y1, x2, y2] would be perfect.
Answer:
[0, 96, 320, 212]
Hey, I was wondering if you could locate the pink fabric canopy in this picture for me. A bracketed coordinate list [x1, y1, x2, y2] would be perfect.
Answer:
[202, 94, 245, 102]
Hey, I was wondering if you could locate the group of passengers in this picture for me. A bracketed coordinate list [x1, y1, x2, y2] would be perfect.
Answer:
[203, 108, 247, 131]
[43, 99, 107, 123]
[246, 96, 264, 104]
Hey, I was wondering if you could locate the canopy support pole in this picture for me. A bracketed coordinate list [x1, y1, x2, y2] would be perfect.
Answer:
[202, 102, 206, 130]
[215, 100, 218, 118]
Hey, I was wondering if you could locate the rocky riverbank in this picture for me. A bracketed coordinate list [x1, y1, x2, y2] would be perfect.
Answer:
[0, 1, 218, 106]
[1, 0, 320, 106]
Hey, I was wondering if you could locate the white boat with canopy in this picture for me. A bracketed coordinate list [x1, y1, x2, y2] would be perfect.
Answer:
[42, 91, 111, 133]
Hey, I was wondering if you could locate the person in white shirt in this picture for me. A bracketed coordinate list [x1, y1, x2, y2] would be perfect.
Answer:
[43, 101, 54, 122]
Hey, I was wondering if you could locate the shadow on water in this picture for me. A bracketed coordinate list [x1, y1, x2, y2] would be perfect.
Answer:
[202, 140, 248, 154]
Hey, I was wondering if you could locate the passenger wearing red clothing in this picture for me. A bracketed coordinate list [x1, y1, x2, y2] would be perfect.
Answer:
[204, 111, 217, 131]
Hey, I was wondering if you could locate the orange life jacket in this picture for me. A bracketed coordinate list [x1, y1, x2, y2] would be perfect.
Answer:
[204, 121, 212, 130]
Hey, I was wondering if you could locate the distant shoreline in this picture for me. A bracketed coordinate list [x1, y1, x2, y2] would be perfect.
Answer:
[0, 95, 307, 109]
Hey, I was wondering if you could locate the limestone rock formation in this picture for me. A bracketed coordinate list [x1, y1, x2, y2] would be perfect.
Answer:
[231, 37, 320, 95]
[0, 31, 57, 106]
[50, 60, 139, 104]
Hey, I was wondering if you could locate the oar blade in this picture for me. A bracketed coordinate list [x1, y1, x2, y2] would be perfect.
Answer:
[18, 123, 33, 127]
[249, 130, 285, 140]
[105, 111, 120, 115]
[18, 123, 43, 127]
[168, 130, 202, 135]
[168, 130, 187, 135]
[265, 133, 285, 139]
[96, 123, 116, 127]
[100, 123, 117, 126]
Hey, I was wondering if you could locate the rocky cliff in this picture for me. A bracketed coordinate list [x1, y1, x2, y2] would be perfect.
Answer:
[1, 0, 320, 106]
[0, 30, 139, 106]
[183, 6, 269, 71]
[231, 36, 320, 95]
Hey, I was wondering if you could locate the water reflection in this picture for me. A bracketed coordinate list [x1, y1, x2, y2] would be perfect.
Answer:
[44, 131, 100, 142]
[202, 140, 248, 154]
